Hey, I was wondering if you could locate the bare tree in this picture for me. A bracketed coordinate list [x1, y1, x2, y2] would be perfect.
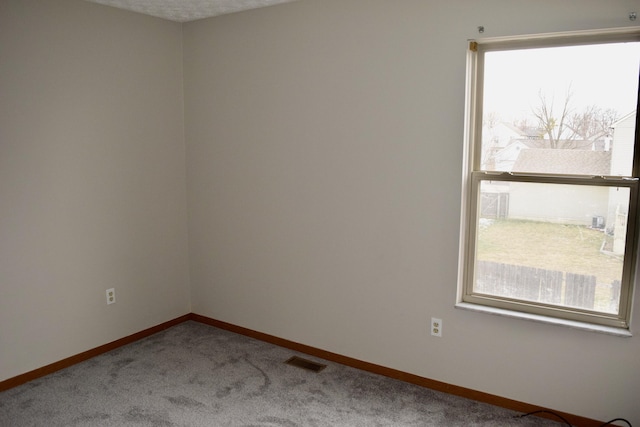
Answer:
[568, 105, 600, 140]
[512, 117, 536, 133]
[526, 87, 617, 149]
[483, 111, 500, 130]
[568, 106, 619, 140]
[531, 88, 576, 148]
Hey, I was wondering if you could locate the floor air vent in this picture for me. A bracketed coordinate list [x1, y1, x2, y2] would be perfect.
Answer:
[284, 356, 327, 373]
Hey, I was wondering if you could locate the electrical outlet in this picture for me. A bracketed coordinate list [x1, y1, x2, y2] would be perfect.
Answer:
[431, 317, 442, 337]
[106, 288, 116, 305]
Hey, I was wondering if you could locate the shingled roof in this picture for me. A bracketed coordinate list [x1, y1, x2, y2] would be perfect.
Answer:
[512, 149, 611, 175]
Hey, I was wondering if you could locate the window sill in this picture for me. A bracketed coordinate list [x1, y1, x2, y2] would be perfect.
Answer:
[454, 302, 632, 337]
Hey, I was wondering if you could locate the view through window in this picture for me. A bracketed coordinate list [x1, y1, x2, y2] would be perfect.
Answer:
[464, 33, 640, 328]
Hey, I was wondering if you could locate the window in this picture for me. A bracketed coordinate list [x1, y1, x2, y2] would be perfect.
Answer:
[460, 30, 640, 331]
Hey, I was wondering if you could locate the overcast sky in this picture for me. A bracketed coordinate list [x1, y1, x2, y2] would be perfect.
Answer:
[483, 41, 640, 124]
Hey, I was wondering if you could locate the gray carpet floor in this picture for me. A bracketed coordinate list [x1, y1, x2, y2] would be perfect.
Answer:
[0, 321, 562, 426]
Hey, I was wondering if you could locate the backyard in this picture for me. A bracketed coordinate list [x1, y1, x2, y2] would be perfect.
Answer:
[476, 219, 623, 311]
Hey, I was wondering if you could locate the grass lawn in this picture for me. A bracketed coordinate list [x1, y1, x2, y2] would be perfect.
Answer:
[477, 219, 623, 285]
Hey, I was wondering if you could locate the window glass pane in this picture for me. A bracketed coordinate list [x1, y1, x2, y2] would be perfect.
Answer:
[480, 42, 640, 175]
[474, 180, 629, 314]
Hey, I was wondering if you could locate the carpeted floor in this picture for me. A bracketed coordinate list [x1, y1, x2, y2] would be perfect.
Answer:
[0, 321, 562, 426]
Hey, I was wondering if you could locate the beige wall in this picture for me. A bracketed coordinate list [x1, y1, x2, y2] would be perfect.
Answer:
[0, 0, 190, 381]
[184, 0, 640, 423]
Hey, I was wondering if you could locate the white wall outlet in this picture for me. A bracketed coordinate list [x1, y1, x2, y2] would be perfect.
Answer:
[431, 317, 442, 337]
[106, 288, 116, 305]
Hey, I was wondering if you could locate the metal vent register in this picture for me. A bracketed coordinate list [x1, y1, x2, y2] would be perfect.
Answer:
[284, 356, 327, 373]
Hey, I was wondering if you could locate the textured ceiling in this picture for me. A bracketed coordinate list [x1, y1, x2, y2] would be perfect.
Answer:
[84, 0, 299, 22]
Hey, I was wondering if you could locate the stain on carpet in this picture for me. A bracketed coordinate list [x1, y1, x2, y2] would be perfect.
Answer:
[164, 395, 205, 408]
[124, 406, 175, 426]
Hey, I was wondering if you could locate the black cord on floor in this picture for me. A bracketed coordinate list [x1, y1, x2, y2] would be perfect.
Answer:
[599, 418, 633, 427]
[515, 410, 572, 426]
[515, 410, 633, 427]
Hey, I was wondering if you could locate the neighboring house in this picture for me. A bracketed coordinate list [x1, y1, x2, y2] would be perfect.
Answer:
[481, 122, 538, 170]
[609, 111, 636, 177]
[508, 149, 611, 226]
[587, 130, 610, 152]
[483, 121, 611, 171]
[608, 111, 636, 253]
[512, 148, 611, 175]
[483, 122, 528, 149]
[493, 139, 536, 171]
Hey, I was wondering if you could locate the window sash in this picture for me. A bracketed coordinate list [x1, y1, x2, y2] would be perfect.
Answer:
[471, 31, 640, 175]
[463, 173, 638, 328]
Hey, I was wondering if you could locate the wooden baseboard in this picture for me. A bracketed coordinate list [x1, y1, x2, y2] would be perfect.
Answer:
[0, 314, 191, 392]
[0, 312, 602, 426]
[190, 313, 602, 427]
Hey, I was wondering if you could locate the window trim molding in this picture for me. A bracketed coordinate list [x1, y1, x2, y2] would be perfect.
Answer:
[454, 302, 633, 337]
[458, 28, 640, 332]
[469, 26, 640, 52]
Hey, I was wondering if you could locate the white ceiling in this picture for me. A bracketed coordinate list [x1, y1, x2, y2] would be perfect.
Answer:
[84, 0, 299, 22]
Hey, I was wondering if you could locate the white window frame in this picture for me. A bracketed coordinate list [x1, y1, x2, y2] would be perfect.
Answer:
[458, 28, 640, 333]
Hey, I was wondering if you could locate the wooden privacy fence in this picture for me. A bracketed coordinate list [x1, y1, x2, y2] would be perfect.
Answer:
[476, 261, 597, 310]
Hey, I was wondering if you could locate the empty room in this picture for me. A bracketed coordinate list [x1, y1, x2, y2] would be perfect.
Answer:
[1, 0, 640, 425]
